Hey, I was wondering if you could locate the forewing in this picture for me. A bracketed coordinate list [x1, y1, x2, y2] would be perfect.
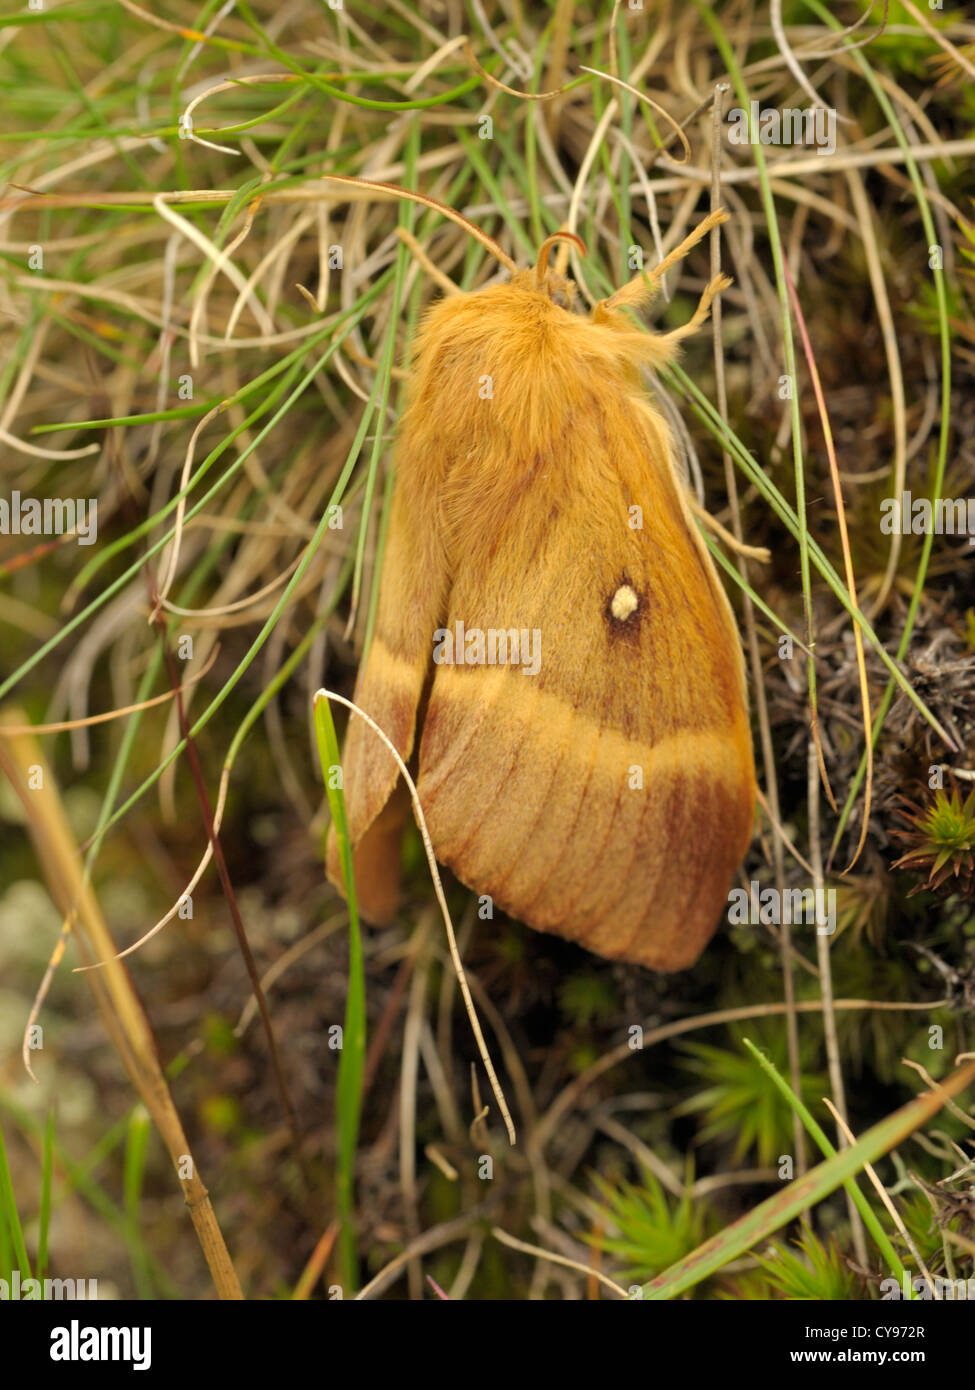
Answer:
[415, 404, 755, 970]
[326, 472, 448, 919]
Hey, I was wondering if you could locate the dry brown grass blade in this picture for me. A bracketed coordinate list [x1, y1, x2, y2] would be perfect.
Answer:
[807, 740, 866, 1266]
[21, 911, 72, 1083]
[783, 259, 873, 871]
[491, 1226, 628, 1298]
[0, 645, 220, 735]
[543, 0, 575, 133]
[151, 610, 299, 1139]
[578, 66, 692, 165]
[707, 102, 804, 1171]
[900, 0, 975, 84]
[461, 37, 564, 101]
[0, 712, 243, 1300]
[822, 1098, 936, 1291]
[393, 226, 461, 297]
[292, 1221, 341, 1301]
[845, 169, 906, 616]
[532, 996, 947, 1155]
[320, 173, 518, 273]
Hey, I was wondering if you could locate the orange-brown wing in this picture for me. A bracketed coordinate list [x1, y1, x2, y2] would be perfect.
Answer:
[414, 399, 756, 971]
[325, 468, 446, 920]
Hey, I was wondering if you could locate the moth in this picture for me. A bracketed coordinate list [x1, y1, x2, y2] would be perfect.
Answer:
[327, 205, 757, 971]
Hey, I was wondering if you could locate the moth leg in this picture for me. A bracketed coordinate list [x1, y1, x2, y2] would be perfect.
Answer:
[650, 272, 733, 352]
[687, 493, 771, 562]
[395, 226, 461, 296]
[594, 207, 730, 316]
[341, 339, 409, 379]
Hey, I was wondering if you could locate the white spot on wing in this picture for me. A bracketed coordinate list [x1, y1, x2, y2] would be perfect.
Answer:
[610, 585, 639, 621]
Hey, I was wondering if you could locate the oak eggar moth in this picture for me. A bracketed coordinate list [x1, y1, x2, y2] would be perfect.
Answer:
[326, 205, 756, 971]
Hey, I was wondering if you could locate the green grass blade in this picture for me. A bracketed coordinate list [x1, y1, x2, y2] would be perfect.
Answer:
[313, 694, 366, 1295]
[123, 1106, 155, 1300]
[36, 1106, 55, 1281]
[638, 1060, 975, 1300]
[741, 1039, 912, 1292]
[0, 1110, 32, 1281]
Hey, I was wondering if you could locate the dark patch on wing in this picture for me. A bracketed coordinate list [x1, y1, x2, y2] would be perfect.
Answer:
[602, 569, 647, 647]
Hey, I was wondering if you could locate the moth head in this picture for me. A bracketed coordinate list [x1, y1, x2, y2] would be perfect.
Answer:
[539, 270, 576, 312]
[531, 231, 585, 313]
